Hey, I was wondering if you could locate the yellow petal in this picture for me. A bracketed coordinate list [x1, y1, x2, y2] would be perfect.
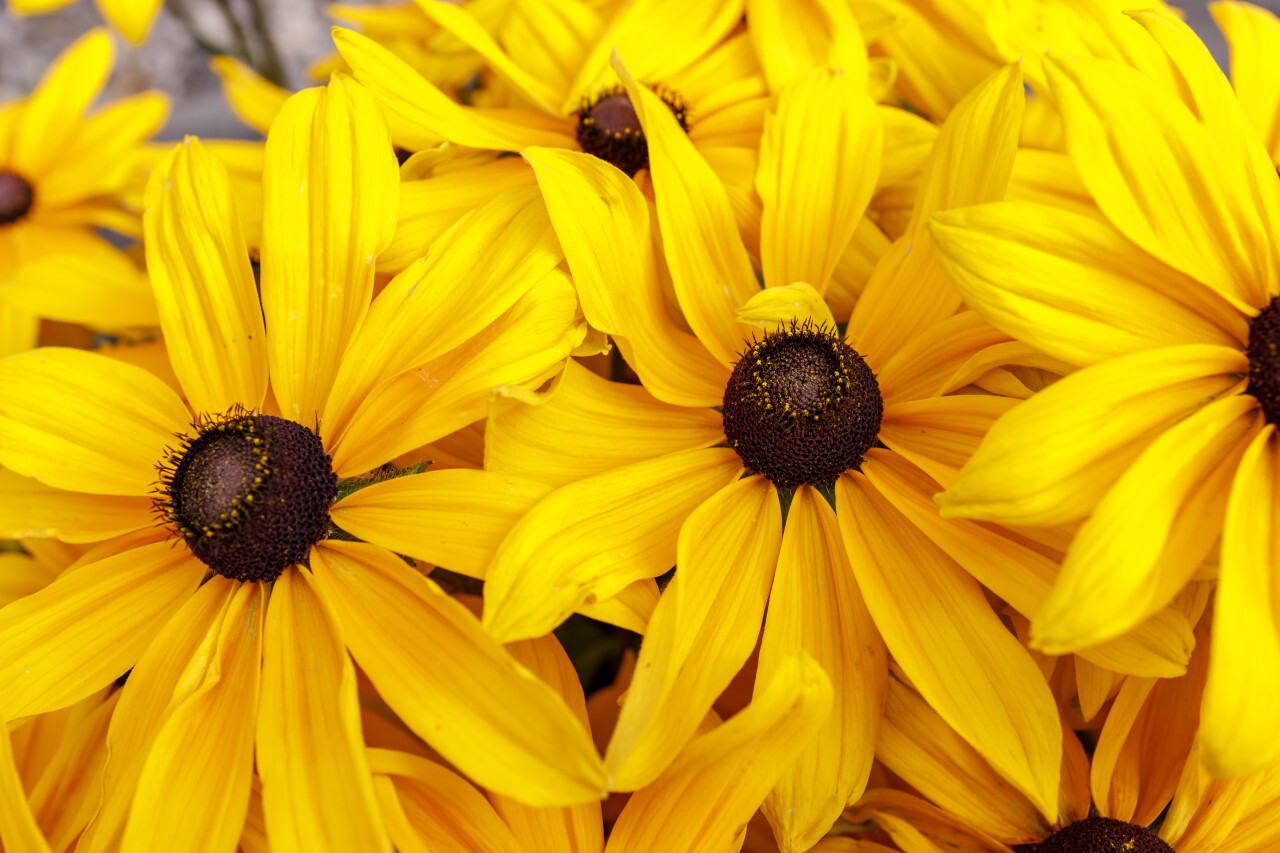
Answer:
[864, 451, 1195, 679]
[322, 187, 562, 443]
[258, 569, 389, 852]
[0, 468, 150, 543]
[564, 0, 745, 110]
[757, 69, 880, 296]
[0, 554, 56, 608]
[1046, 52, 1276, 311]
[745, 0, 869, 93]
[121, 581, 264, 853]
[523, 146, 729, 407]
[1127, 9, 1280, 302]
[1202, 426, 1280, 777]
[850, 63, 1024, 361]
[333, 28, 574, 150]
[310, 541, 607, 806]
[878, 395, 1017, 490]
[873, 310, 1010, 405]
[78, 577, 239, 853]
[606, 475, 780, 789]
[0, 348, 190, 496]
[837, 471, 1061, 820]
[11, 29, 113, 177]
[483, 448, 742, 643]
[97, 0, 164, 43]
[736, 281, 838, 333]
[939, 344, 1248, 526]
[877, 673, 1046, 844]
[333, 468, 552, 579]
[1034, 394, 1261, 652]
[493, 634, 604, 853]
[758, 487, 887, 852]
[368, 749, 522, 853]
[262, 75, 400, 424]
[607, 652, 832, 853]
[1212, 1, 1280, 163]
[577, 578, 660, 636]
[498, 0, 603, 113]
[0, 540, 205, 721]
[146, 137, 268, 415]
[615, 55, 759, 368]
[4, 235, 160, 329]
[329, 267, 581, 476]
[930, 201, 1247, 369]
[210, 55, 288, 136]
[485, 358, 724, 489]
[380, 158, 537, 274]
[0, 723, 51, 853]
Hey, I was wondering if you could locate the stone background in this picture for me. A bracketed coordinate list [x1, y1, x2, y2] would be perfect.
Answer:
[1, 0, 1279, 141]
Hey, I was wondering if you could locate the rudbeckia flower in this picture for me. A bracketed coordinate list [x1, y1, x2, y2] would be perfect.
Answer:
[0, 74, 600, 851]
[470, 59, 1187, 852]
[330, 0, 788, 273]
[930, 9, 1280, 778]
[6, 0, 162, 45]
[0, 29, 168, 355]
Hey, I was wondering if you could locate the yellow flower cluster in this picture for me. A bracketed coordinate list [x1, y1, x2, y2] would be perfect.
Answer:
[1, 1, 1279, 851]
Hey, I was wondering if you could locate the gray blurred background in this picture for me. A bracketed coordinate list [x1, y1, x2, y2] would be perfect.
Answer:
[2, 0, 1279, 141]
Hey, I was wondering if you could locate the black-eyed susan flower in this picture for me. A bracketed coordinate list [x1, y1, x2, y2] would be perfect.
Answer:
[329, 0, 790, 273]
[471, 59, 1192, 852]
[0, 28, 167, 355]
[0, 73, 601, 851]
[930, 8, 1280, 779]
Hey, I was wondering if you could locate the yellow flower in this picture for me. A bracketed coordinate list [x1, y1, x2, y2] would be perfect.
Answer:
[0, 29, 168, 355]
[930, 9, 1280, 778]
[468, 58, 1168, 851]
[0, 74, 600, 850]
[6, 0, 163, 44]
[330, 0, 789, 274]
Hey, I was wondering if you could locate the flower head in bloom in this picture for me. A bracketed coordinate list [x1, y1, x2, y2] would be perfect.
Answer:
[330, 0, 795, 273]
[0, 29, 168, 355]
[6, 0, 162, 44]
[930, 8, 1280, 778]
[0, 74, 598, 849]
[466, 59, 1181, 852]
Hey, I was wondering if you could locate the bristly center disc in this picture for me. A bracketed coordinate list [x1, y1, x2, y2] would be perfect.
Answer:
[721, 321, 882, 488]
[1034, 817, 1173, 853]
[0, 171, 34, 225]
[155, 411, 337, 583]
[575, 85, 688, 178]
[1247, 295, 1280, 425]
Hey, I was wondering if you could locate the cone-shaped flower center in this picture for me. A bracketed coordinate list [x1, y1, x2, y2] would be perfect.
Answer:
[722, 322, 882, 488]
[1247, 295, 1280, 425]
[1036, 817, 1174, 853]
[156, 411, 337, 583]
[0, 170, 34, 225]
[575, 86, 687, 177]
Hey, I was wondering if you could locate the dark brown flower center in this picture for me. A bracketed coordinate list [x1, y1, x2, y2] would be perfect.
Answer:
[575, 86, 687, 177]
[155, 411, 337, 583]
[0, 170, 34, 225]
[1035, 817, 1173, 853]
[722, 321, 882, 488]
[1247, 295, 1280, 425]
